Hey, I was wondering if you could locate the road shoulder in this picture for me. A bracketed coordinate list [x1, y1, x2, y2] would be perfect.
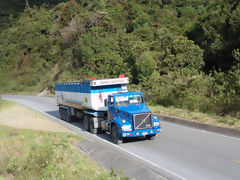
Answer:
[0, 102, 71, 133]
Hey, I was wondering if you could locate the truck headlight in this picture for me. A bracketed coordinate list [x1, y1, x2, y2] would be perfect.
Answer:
[121, 125, 132, 131]
[121, 119, 126, 123]
[153, 122, 160, 127]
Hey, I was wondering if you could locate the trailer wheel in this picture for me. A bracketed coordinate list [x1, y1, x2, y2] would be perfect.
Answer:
[65, 110, 72, 123]
[63, 110, 67, 121]
[90, 118, 97, 134]
[66, 114, 72, 123]
[84, 115, 90, 132]
[146, 134, 156, 140]
[59, 108, 63, 120]
[111, 125, 122, 145]
[98, 128, 104, 134]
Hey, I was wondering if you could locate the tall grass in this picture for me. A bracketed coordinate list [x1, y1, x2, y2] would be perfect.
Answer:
[0, 125, 127, 179]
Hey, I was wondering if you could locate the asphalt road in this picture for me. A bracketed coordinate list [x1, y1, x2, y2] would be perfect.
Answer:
[2, 95, 240, 180]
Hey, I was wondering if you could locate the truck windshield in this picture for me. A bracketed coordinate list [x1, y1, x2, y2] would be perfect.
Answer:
[115, 94, 144, 106]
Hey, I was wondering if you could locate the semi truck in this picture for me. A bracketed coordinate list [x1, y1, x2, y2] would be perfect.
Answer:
[55, 76, 161, 144]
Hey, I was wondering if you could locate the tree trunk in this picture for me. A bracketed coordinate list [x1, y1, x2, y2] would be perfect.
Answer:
[25, 0, 30, 8]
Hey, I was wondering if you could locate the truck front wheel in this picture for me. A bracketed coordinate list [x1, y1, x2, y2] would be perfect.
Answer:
[111, 125, 122, 145]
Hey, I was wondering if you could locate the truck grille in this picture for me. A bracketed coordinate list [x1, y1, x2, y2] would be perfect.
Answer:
[133, 113, 152, 130]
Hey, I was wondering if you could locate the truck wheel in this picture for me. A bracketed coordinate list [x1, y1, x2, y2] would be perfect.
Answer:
[63, 110, 67, 121]
[98, 128, 104, 134]
[66, 114, 72, 123]
[84, 115, 90, 132]
[111, 125, 122, 145]
[59, 108, 63, 120]
[90, 118, 97, 134]
[146, 134, 156, 140]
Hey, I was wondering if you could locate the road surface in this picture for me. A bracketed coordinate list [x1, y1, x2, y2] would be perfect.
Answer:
[2, 95, 240, 180]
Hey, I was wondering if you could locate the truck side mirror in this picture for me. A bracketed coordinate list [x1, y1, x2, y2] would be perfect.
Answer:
[110, 97, 114, 104]
[104, 99, 108, 107]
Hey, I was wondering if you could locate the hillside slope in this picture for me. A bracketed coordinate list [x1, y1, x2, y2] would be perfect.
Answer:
[0, 0, 239, 117]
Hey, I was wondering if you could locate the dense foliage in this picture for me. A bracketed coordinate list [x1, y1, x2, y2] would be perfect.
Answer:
[0, 0, 239, 117]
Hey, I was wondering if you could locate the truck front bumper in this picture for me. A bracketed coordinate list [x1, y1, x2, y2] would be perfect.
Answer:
[121, 127, 161, 138]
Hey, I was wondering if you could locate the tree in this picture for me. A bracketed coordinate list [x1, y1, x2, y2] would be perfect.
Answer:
[136, 51, 157, 78]
[25, 0, 30, 8]
[160, 36, 204, 74]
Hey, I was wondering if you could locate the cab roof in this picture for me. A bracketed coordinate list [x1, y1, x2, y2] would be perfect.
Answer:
[112, 91, 143, 97]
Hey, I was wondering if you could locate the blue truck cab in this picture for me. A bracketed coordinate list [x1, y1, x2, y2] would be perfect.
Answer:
[107, 92, 161, 144]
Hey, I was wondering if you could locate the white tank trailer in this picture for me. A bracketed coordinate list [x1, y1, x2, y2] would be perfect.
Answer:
[55, 77, 129, 111]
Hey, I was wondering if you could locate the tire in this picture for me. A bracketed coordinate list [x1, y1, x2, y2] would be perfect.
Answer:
[97, 128, 104, 134]
[63, 110, 67, 121]
[146, 134, 156, 140]
[66, 114, 72, 123]
[90, 118, 97, 134]
[59, 108, 63, 120]
[65, 109, 72, 123]
[84, 115, 90, 132]
[111, 125, 122, 145]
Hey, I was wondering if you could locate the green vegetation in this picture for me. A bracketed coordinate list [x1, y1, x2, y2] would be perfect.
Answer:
[0, 125, 126, 179]
[0, 97, 16, 111]
[0, 0, 240, 121]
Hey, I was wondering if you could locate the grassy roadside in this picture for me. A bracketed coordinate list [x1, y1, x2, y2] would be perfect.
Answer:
[149, 105, 240, 130]
[0, 97, 16, 111]
[0, 98, 127, 180]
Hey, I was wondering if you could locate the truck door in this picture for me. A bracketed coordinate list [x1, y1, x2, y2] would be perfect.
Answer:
[108, 96, 115, 121]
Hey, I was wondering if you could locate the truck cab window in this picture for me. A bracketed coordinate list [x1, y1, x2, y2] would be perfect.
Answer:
[115, 94, 144, 106]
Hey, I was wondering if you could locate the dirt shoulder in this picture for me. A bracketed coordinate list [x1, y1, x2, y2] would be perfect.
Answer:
[0, 103, 72, 133]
